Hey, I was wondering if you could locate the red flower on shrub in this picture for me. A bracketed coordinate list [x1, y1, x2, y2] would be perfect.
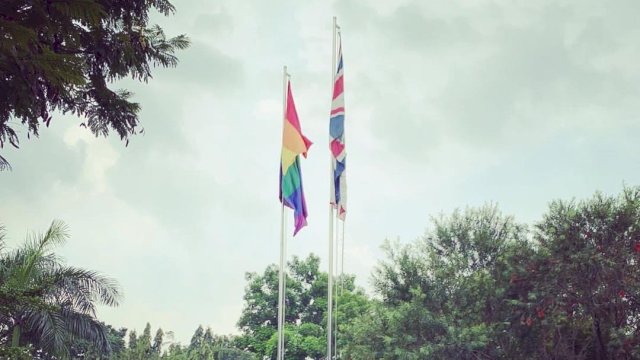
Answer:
[634, 242, 640, 253]
[526, 317, 533, 326]
[618, 289, 625, 298]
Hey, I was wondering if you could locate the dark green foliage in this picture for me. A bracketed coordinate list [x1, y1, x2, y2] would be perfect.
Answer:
[103, 323, 256, 360]
[68, 324, 127, 359]
[0, 0, 190, 169]
[345, 205, 528, 359]
[0, 220, 121, 358]
[237, 255, 329, 335]
[152, 328, 164, 355]
[237, 254, 368, 359]
[0, 345, 32, 359]
[154, 325, 254, 360]
[517, 188, 640, 359]
[264, 324, 325, 359]
[343, 188, 640, 359]
[189, 325, 204, 352]
[129, 330, 138, 354]
[4, 189, 637, 359]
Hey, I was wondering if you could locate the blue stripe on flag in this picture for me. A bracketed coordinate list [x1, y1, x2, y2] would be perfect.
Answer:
[330, 115, 344, 138]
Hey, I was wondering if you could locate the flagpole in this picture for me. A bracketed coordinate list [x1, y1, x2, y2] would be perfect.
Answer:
[277, 65, 288, 360]
[338, 215, 346, 359]
[278, 202, 285, 360]
[334, 211, 340, 358]
[327, 15, 337, 360]
[282, 208, 288, 360]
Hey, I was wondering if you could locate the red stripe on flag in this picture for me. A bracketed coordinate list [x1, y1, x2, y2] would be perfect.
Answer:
[332, 75, 344, 100]
[331, 139, 345, 157]
[330, 107, 345, 116]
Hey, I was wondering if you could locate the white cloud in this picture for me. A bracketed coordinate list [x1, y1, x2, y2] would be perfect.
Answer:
[63, 126, 119, 193]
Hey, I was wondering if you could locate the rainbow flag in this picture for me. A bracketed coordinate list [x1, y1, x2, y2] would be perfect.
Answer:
[330, 37, 346, 220]
[280, 80, 312, 235]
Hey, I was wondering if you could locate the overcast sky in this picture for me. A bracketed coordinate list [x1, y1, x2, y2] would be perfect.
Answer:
[2, 0, 640, 345]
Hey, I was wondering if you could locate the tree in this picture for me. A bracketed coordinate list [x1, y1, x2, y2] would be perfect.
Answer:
[164, 342, 188, 360]
[68, 324, 127, 359]
[264, 324, 325, 360]
[238, 255, 329, 335]
[0, 220, 121, 357]
[0, 0, 190, 169]
[130, 322, 153, 359]
[154, 325, 254, 360]
[237, 255, 327, 357]
[518, 188, 640, 359]
[344, 188, 640, 359]
[202, 327, 213, 348]
[128, 330, 138, 358]
[188, 325, 204, 353]
[344, 205, 531, 359]
[152, 328, 164, 357]
[237, 254, 368, 359]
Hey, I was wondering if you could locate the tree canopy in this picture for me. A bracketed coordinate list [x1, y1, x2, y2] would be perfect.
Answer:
[236, 254, 368, 359]
[0, 0, 190, 169]
[2, 188, 639, 359]
[343, 188, 640, 359]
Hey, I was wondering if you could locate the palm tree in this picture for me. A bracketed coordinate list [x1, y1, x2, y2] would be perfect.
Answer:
[0, 220, 121, 357]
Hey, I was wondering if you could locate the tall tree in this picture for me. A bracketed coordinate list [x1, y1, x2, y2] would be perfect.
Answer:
[0, 220, 121, 357]
[152, 328, 164, 357]
[203, 327, 214, 348]
[521, 188, 640, 359]
[344, 189, 640, 359]
[128, 330, 138, 357]
[345, 205, 531, 359]
[134, 322, 152, 359]
[0, 0, 190, 169]
[237, 254, 368, 359]
[189, 325, 204, 352]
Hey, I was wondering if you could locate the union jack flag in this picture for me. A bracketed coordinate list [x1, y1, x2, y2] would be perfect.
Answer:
[329, 37, 346, 220]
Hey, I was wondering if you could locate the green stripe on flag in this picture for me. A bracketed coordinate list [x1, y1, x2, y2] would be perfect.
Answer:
[281, 159, 301, 198]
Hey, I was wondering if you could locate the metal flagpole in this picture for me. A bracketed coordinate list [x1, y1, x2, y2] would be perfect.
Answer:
[327, 15, 337, 360]
[282, 206, 288, 359]
[338, 218, 346, 359]
[277, 200, 285, 360]
[280, 214, 288, 359]
[277, 65, 288, 360]
[334, 211, 340, 358]
[340, 220, 346, 295]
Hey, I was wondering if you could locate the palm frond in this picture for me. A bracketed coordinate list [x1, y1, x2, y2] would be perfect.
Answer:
[24, 308, 68, 356]
[15, 220, 69, 287]
[1, 220, 120, 355]
[0, 154, 10, 171]
[39, 220, 70, 250]
[60, 309, 110, 353]
[51, 266, 121, 308]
